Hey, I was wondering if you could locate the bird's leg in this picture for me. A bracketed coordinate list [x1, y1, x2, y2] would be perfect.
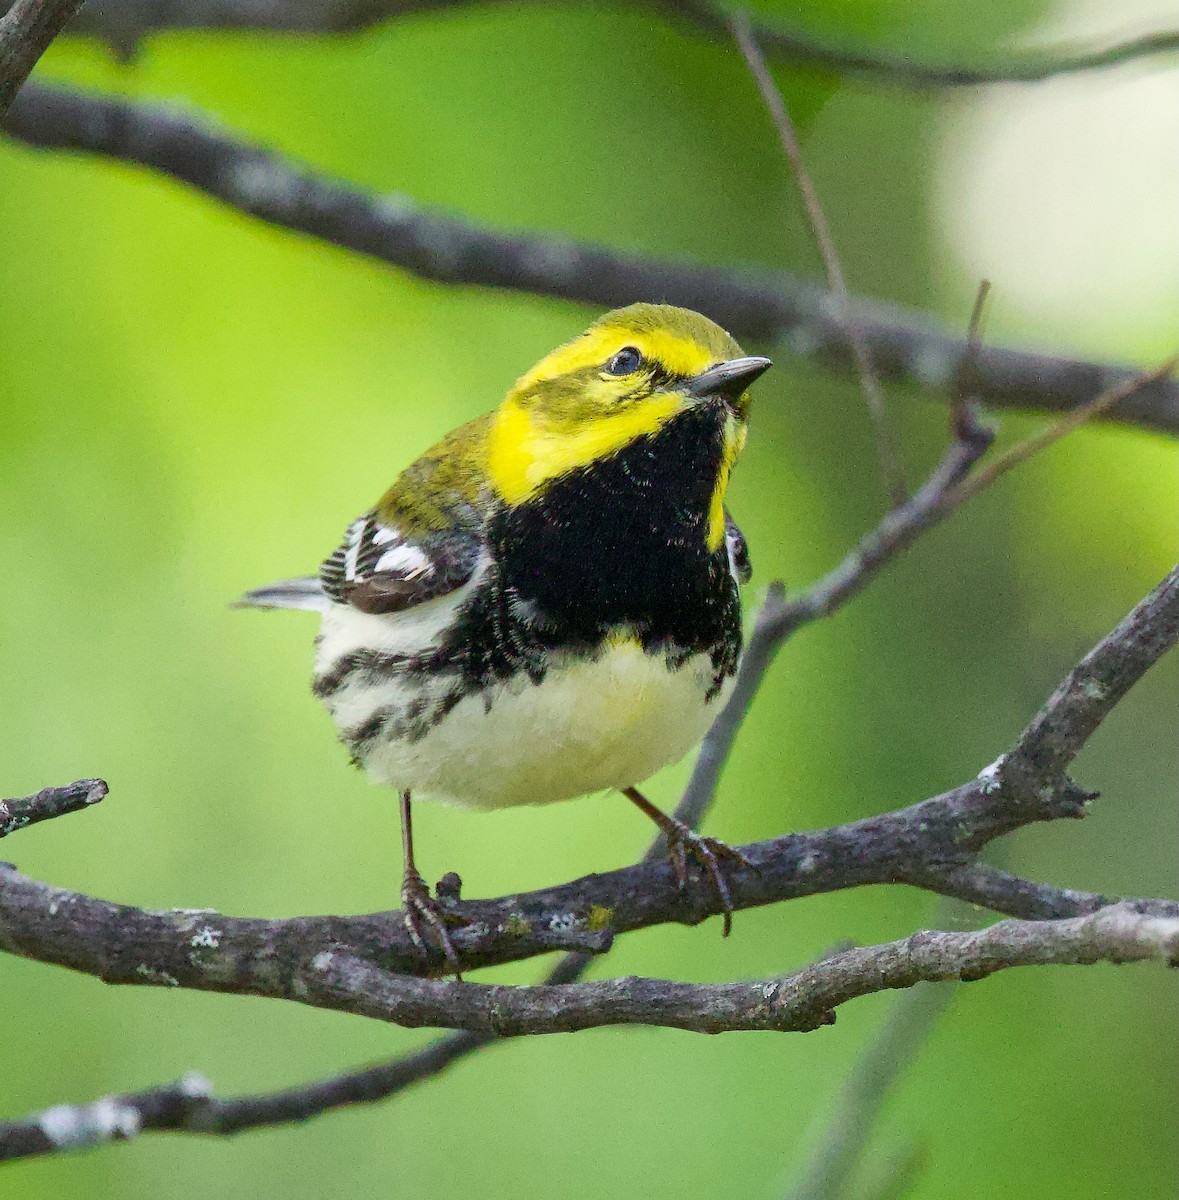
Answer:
[399, 789, 463, 978]
[622, 786, 753, 937]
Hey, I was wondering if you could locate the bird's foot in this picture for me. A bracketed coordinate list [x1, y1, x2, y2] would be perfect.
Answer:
[662, 819, 754, 938]
[401, 866, 466, 978]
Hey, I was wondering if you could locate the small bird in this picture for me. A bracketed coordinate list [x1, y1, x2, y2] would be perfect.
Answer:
[238, 303, 771, 971]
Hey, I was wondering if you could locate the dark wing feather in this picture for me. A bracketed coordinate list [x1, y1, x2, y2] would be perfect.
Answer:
[319, 512, 484, 615]
[320, 415, 493, 616]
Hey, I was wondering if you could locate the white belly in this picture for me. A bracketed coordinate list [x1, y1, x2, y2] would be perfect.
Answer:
[314, 597, 730, 810]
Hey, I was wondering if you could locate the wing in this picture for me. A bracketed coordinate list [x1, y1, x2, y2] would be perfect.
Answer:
[320, 415, 493, 616]
[724, 510, 752, 585]
[319, 512, 483, 614]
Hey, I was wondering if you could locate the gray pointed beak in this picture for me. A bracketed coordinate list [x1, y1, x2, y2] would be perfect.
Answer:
[686, 356, 773, 401]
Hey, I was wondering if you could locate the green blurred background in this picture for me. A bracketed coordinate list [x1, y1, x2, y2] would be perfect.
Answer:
[2, 1, 1176, 1196]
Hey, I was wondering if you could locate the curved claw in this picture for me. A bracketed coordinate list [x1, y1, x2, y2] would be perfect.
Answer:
[401, 867, 464, 978]
[663, 823, 754, 938]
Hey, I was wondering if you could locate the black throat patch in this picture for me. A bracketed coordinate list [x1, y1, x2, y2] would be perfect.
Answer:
[491, 402, 737, 654]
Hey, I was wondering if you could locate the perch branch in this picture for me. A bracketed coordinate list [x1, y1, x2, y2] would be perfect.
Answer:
[3, 562, 1177, 990]
[4, 82, 1178, 435]
[271, 904, 1179, 1035]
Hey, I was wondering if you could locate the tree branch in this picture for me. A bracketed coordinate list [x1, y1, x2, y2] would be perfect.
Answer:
[4, 82, 1178, 435]
[676, 397, 994, 830]
[657, 0, 1179, 89]
[0, 778, 107, 839]
[3, 562, 1177, 991]
[308, 903, 1179, 1035]
[0, 1035, 493, 1162]
[7, 0, 1177, 90]
[0, 0, 85, 113]
[0, 905, 1172, 1107]
[5, 902, 1173, 1161]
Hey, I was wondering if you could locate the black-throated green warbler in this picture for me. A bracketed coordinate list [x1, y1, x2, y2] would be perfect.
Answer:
[239, 303, 771, 970]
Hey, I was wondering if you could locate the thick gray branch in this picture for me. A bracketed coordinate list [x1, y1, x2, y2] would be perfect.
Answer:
[293, 903, 1179, 1034]
[0, 771, 1173, 990]
[9, 0, 1178, 89]
[5, 903, 1173, 1160]
[4, 82, 1177, 435]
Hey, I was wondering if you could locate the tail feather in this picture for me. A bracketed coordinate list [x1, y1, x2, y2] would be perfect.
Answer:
[233, 576, 328, 613]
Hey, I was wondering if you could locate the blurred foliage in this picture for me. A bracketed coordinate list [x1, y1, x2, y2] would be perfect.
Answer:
[1, 2, 1176, 1197]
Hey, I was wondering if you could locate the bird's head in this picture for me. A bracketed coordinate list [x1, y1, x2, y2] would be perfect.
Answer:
[487, 304, 772, 534]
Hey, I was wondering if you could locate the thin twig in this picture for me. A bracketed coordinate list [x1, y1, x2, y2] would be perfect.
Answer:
[0, 778, 107, 839]
[945, 354, 1179, 508]
[684, 385, 995, 808]
[678, 289, 1001, 823]
[856, 1142, 929, 1200]
[949, 279, 992, 440]
[0, 1035, 488, 1162]
[770, 353, 1177, 641]
[14, 0, 1179, 90]
[730, 9, 905, 506]
[0, 0, 85, 113]
[656, 0, 1179, 89]
[4, 83, 1177, 435]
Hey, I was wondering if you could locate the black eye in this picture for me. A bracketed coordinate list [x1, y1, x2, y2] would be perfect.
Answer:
[605, 346, 643, 376]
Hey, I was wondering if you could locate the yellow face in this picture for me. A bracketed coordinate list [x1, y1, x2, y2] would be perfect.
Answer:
[487, 305, 764, 554]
